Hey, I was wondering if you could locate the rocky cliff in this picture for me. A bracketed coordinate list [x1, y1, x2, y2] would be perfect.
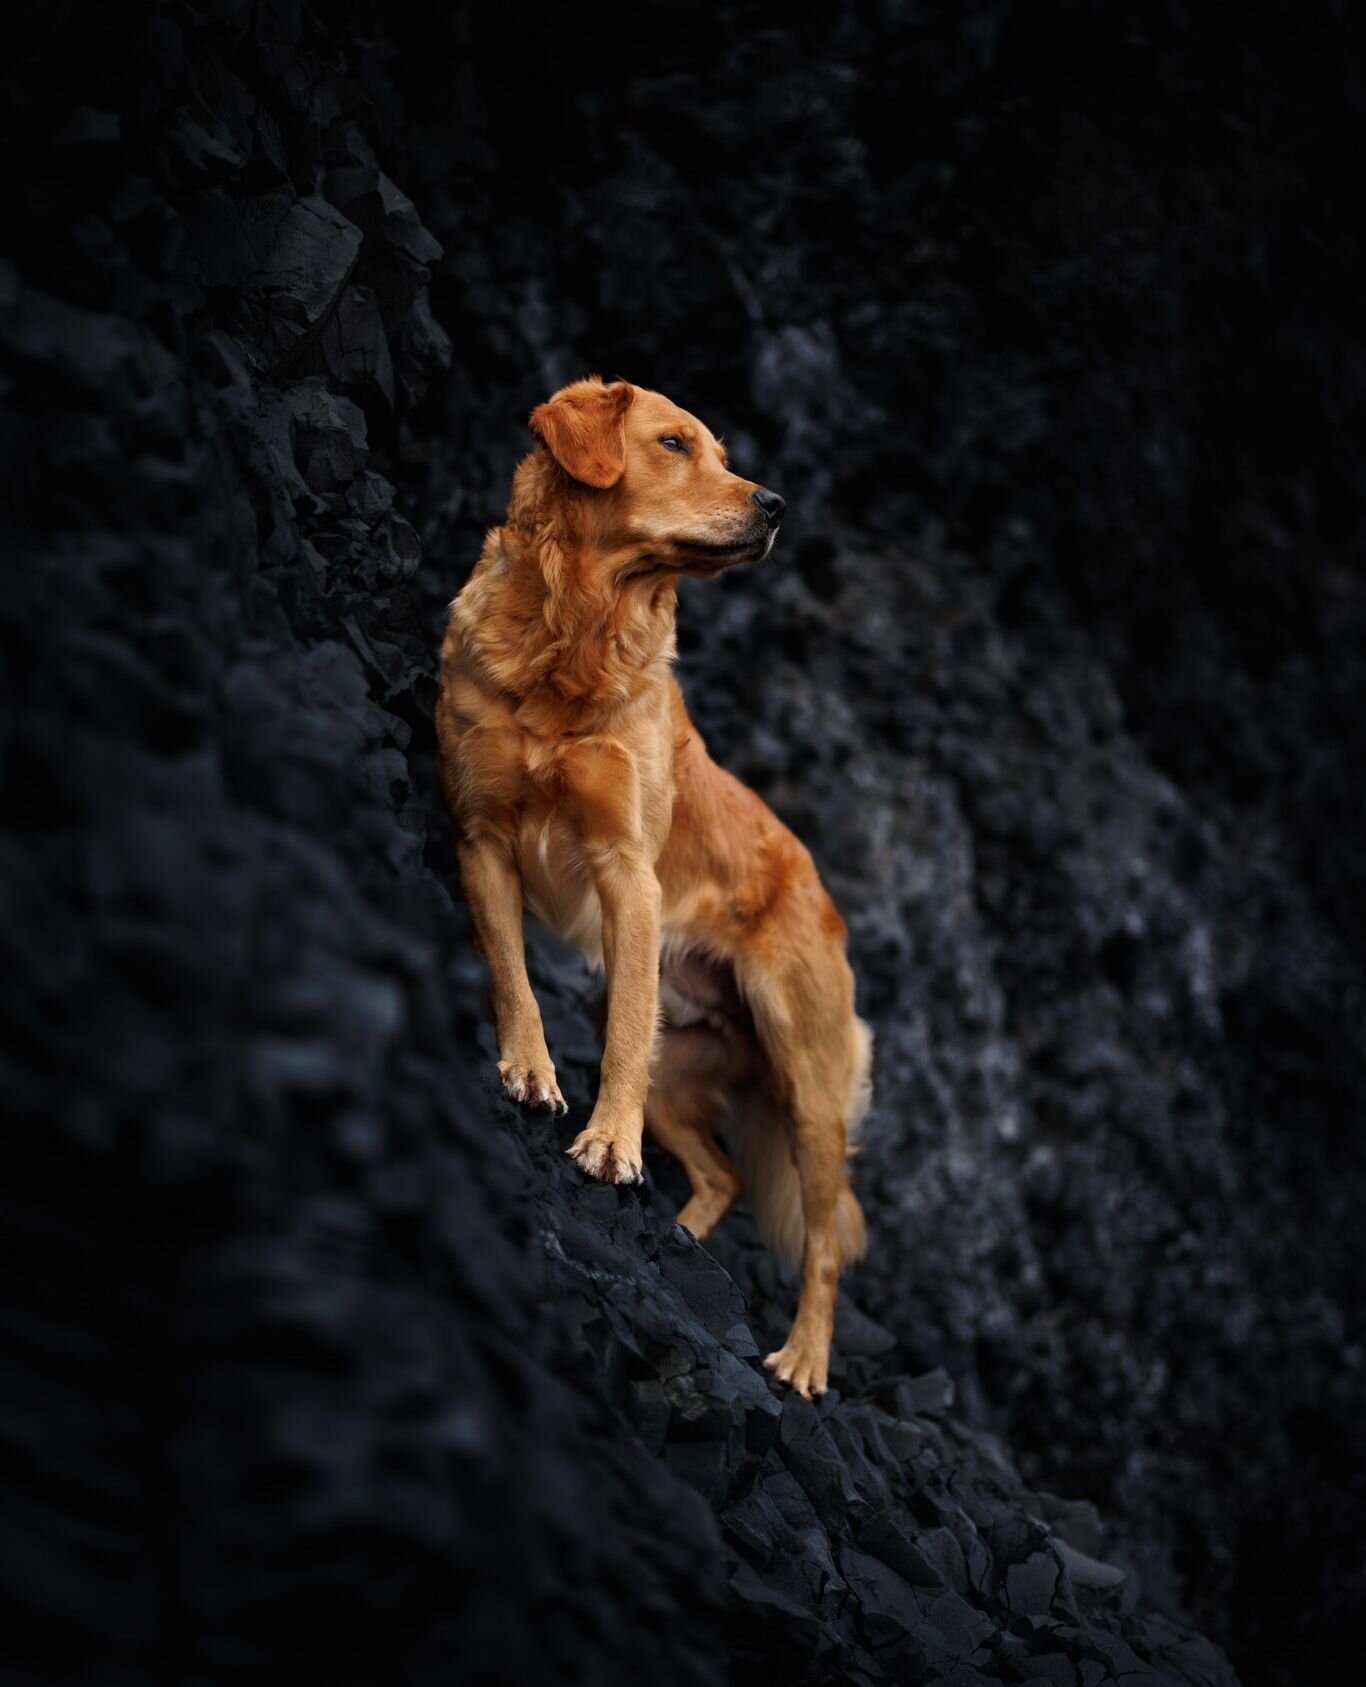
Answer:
[3, 5, 1363, 1685]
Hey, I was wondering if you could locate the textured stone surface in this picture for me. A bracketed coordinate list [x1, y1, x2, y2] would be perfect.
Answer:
[2, 4, 1363, 1686]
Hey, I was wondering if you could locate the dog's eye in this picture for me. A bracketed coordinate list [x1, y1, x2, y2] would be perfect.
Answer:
[658, 435, 688, 454]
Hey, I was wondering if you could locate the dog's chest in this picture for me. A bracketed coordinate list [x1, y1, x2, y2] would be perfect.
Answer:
[502, 710, 677, 969]
[515, 804, 605, 969]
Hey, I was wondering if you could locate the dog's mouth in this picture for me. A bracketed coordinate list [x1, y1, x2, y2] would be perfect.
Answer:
[624, 525, 778, 584]
[674, 524, 777, 572]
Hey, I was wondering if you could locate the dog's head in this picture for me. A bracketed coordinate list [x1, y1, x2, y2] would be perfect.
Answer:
[528, 376, 784, 579]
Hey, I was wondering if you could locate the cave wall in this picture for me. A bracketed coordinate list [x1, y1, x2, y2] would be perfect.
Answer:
[3, 4, 1364, 1686]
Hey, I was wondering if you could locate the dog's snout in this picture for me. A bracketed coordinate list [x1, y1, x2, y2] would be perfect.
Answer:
[752, 488, 786, 526]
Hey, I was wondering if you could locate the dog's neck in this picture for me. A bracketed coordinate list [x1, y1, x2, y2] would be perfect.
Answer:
[456, 479, 679, 737]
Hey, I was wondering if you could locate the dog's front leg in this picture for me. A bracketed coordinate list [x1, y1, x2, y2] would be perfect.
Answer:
[457, 837, 566, 1113]
[568, 859, 661, 1184]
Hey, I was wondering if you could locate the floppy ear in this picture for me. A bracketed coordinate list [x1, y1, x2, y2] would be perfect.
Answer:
[529, 378, 635, 489]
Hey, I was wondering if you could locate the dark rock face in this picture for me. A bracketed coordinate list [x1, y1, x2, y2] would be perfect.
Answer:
[2, 4, 1362, 1686]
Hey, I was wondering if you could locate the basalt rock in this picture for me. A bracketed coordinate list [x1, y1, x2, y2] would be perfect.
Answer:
[3, 5, 1363, 1687]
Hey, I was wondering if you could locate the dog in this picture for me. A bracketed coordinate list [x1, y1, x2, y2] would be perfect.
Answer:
[435, 376, 871, 1396]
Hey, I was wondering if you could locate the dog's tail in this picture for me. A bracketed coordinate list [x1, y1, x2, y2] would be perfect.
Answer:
[729, 1015, 872, 1270]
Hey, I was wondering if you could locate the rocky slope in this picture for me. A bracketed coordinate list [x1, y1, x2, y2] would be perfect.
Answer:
[3, 5, 1363, 1685]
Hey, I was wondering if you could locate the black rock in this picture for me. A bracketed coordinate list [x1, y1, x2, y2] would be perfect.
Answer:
[3, 4, 1363, 1686]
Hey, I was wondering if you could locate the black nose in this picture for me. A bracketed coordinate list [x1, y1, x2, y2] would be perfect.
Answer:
[752, 487, 786, 526]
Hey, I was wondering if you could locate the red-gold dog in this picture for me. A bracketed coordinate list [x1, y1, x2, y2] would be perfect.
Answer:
[436, 377, 871, 1395]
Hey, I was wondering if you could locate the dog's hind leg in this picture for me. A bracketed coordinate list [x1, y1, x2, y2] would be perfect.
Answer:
[763, 1088, 848, 1396]
[744, 941, 868, 1399]
[645, 1025, 750, 1243]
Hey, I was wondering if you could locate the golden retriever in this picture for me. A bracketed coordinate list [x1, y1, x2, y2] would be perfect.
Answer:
[435, 376, 871, 1396]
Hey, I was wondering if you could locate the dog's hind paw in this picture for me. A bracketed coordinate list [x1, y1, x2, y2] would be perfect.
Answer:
[764, 1340, 829, 1399]
[567, 1124, 644, 1185]
[498, 1059, 567, 1114]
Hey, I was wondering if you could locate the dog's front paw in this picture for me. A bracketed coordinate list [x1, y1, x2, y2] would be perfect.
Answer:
[497, 1055, 566, 1114]
[764, 1336, 829, 1400]
[567, 1121, 644, 1185]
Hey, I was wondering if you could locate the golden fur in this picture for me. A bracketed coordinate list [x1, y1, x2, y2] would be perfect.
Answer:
[436, 376, 872, 1396]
